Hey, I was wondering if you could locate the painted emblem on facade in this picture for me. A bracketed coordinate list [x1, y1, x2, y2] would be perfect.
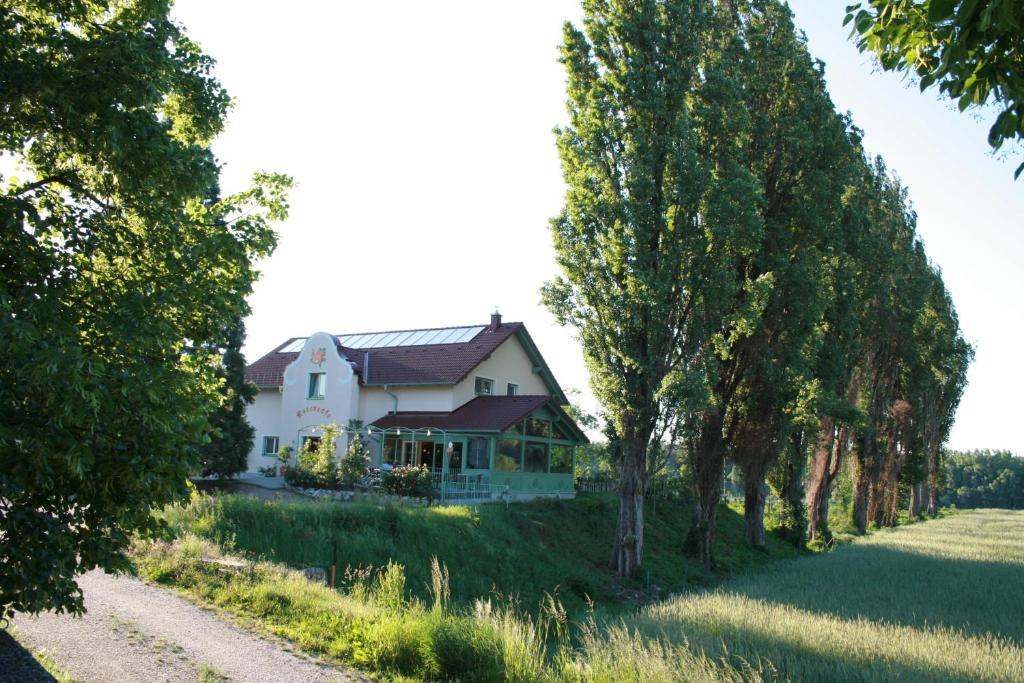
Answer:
[297, 406, 332, 419]
[310, 347, 327, 366]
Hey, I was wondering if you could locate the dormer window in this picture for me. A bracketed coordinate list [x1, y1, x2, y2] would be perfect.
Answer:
[474, 376, 494, 396]
[308, 372, 325, 399]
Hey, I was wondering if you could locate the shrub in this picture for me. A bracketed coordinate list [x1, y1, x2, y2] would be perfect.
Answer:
[338, 434, 371, 489]
[381, 465, 433, 498]
[289, 423, 343, 488]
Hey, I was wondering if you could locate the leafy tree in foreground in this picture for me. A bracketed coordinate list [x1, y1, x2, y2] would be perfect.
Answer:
[199, 320, 257, 479]
[846, 0, 1024, 178]
[545, 0, 760, 575]
[0, 1, 291, 619]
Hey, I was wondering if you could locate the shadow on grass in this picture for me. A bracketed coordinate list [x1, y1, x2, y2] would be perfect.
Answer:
[0, 631, 57, 683]
[723, 543, 1024, 645]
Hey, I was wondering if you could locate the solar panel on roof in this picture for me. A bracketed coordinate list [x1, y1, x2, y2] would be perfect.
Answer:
[333, 325, 485, 349]
[280, 339, 307, 353]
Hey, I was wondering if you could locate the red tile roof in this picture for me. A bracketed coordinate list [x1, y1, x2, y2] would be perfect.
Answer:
[371, 395, 588, 442]
[244, 323, 523, 388]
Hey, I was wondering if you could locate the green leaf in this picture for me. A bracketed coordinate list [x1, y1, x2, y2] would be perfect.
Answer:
[1015, 161, 1024, 180]
[927, 0, 957, 23]
[919, 73, 937, 91]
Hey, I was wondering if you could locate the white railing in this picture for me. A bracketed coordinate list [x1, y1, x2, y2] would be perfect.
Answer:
[436, 472, 509, 504]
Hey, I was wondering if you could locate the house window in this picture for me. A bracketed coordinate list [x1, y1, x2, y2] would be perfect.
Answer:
[525, 442, 548, 473]
[507, 383, 519, 396]
[262, 436, 280, 457]
[474, 376, 494, 396]
[308, 372, 325, 399]
[467, 437, 489, 469]
[496, 438, 521, 472]
[550, 445, 573, 474]
[383, 437, 401, 465]
[526, 418, 551, 438]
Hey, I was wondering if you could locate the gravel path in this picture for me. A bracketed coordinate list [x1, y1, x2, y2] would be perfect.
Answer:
[9, 570, 363, 683]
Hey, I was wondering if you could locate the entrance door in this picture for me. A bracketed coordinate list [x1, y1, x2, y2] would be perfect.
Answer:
[418, 441, 436, 468]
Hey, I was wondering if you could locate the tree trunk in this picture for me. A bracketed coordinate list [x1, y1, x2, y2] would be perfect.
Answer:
[909, 481, 923, 517]
[851, 454, 870, 534]
[609, 434, 646, 576]
[688, 410, 726, 571]
[805, 416, 835, 542]
[926, 442, 940, 516]
[743, 468, 768, 548]
[780, 446, 806, 546]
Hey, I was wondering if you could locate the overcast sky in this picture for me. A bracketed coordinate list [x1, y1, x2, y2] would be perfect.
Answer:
[170, 0, 1024, 455]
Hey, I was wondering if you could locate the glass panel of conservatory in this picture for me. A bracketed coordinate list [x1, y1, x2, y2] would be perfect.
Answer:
[496, 439, 521, 472]
[524, 442, 548, 473]
[550, 445, 572, 474]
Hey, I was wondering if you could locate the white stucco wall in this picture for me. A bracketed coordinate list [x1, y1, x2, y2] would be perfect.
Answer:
[451, 336, 550, 407]
[245, 388, 283, 472]
[358, 385, 455, 422]
[279, 332, 360, 451]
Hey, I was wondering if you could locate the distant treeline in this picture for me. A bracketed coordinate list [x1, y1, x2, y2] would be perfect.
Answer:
[940, 450, 1024, 510]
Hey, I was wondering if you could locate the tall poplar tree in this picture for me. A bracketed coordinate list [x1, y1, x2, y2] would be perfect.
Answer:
[687, 0, 853, 559]
[544, 0, 760, 576]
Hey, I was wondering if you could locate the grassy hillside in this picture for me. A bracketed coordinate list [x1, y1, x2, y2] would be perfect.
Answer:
[157, 491, 800, 617]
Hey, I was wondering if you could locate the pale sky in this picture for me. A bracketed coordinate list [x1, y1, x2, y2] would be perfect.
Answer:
[170, 1, 1023, 455]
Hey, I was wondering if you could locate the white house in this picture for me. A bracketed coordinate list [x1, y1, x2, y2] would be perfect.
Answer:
[243, 313, 587, 499]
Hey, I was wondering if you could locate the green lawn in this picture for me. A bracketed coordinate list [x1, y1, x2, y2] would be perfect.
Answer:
[138, 495, 1024, 681]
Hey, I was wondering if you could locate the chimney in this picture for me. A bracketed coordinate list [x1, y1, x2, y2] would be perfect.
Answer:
[490, 309, 502, 331]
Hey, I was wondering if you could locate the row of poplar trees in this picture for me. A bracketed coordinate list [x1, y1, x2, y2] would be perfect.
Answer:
[543, 0, 973, 575]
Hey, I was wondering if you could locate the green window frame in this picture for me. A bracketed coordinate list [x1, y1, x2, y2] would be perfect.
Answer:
[474, 376, 495, 396]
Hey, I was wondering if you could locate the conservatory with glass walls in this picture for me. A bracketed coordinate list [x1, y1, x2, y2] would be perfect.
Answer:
[370, 395, 586, 502]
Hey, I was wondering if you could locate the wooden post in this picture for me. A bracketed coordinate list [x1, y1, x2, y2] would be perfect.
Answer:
[329, 540, 337, 588]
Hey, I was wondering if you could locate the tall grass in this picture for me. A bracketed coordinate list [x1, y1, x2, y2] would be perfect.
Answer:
[132, 535, 745, 682]
[155, 491, 799, 617]
[626, 509, 1024, 681]
[144, 495, 1024, 681]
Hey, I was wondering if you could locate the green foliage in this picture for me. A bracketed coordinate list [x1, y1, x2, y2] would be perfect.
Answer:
[289, 423, 343, 489]
[846, 0, 1024, 177]
[940, 449, 1024, 508]
[0, 0, 291, 619]
[199, 321, 257, 479]
[545, 0, 763, 575]
[338, 434, 371, 489]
